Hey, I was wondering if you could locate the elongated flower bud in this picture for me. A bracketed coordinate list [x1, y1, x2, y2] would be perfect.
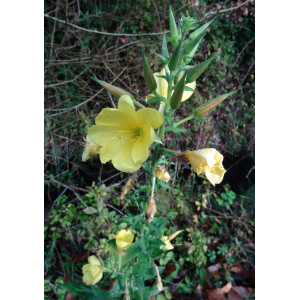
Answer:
[188, 19, 214, 41]
[169, 6, 178, 39]
[186, 53, 217, 84]
[194, 91, 236, 117]
[155, 266, 163, 292]
[183, 32, 206, 55]
[146, 196, 156, 223]
[143, 51, 157, 91]
[168, 41, 182, 72]
[91, 77, 131, 98]
[170, 72, 186, 109]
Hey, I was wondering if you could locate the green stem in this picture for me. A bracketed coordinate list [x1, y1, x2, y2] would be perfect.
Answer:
[162, 148, 182, 155]
[119, 252, 122, 270]
[173, 115, 195, 127]
[131, 97, 146, 109]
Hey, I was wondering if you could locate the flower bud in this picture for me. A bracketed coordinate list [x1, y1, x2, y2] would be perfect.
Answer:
[162, 32, 169, 59]
[168, 41, 182, 71]
[188, 19, 214, 42]
[146, 196, 156, 223]
[169, 6, 178, 40]
[186, 53, 217, 84]
[91, 77, 131, 98]
[142, 51, 157, 91]
[170, 72, 186, 109]
[193, 92, 236, 117]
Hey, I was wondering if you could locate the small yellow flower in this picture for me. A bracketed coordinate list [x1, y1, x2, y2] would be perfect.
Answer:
[155, 166, 170, 182]
[88, 95, 164, 173]
[82, 256, 104, 285]
[160, 230, 184, 251]
[116, 229, 134, 251]
[82, 135, 101, 162]
[145, 68, 196, 103]
[186, 148, 226, 186]
[160, 236, 174, 250]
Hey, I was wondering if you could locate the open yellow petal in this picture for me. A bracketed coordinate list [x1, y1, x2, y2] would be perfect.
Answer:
[83, 272, 93, 285]
[92, 270, 103, 285]
[136, 108, 164, 129]
[111, 142, 142, 173]
[88, 255, 100, 266]
[82, 264, 91, 274]
[204, 165, 226, 186]
[118, 95, 135, 113]
[132, 123, 155, 164]
[154, 69, 168, 98]
[145, 94, 155, 102]
[182, 81, 196, 102]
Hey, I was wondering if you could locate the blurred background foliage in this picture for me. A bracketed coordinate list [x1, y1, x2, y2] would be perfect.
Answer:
[44, 0, 254, 299]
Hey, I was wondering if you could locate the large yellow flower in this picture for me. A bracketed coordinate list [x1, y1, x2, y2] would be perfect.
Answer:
[145, 68, 196, 102]
[88, 95, 164, 173]
[186, 149, 226, 186]
[82, 135, 101, 162]
[82, 256, 104, 285]
[116, 229, 134, 251]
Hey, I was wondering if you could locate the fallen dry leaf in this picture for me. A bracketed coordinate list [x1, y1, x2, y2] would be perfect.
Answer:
[205, 282, 232, 300]
[228, 286, 255, 300]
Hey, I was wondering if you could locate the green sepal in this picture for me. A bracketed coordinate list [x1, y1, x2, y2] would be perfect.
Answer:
[186, 53, 217, 83]
[182, 35, 205, 64]
[182, 31, 206, 55]
[142, 50, 157, 91]
[168, 41, 182, 71]
[166, 35, 178, 47]
[154, 51, 169, 66]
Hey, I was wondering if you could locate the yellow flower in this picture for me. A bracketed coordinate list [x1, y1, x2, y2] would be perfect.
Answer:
[82, 135, 101, 162]
[160, 236, 174, 250]
[187, 149, 226, 186]
[88, 95, 164, 173]
[116, 229, 134, 251]
[160, 230, 184, 251]
[145, 68, 196, 102]
[82, 256, 104, 285]
[155, 166, 170, 182]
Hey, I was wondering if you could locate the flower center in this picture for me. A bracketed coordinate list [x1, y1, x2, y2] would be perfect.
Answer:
[134, 127, 143, 137]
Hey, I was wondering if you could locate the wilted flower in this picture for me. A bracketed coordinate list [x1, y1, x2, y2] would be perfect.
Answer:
[146, 196, 156, 223]
[154, 265, 164, 291]
[120, 172, 138, 200]
[82, 256, 104, 285]
[186, 149, 226, 186]
[88, 95, 164, 173]
[160, 230, 184, 251]
[145, 68, 196, 103]
[116, 229, 134, 251]
[82, 135, 101, 162]
[155, 166, 170, 182]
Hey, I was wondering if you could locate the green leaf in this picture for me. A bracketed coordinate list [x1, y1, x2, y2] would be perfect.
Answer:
[226, 190, 236, 200]
[146, 97, 164, 104]
[132, 215, 143, 231]
[157, 179, 171, 190]
[119, 214, 134, 225]
[148, 217, 167, 235]
[199, 268, 207, 287]
[165, 126, 192, 135]
[123, 242, 142, 262]
[57, 282, 94, 298]
[148, 236, 166, 247]
[138, 235, 148, 254]
[83, 207, 97, 214]
[106, 239, 118, 251]
[147, 245, 165, 259]
[164, 113, 174, 126]
[138, 252, 150, 275]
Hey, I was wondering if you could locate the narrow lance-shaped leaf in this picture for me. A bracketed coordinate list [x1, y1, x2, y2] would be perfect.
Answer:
[169, 41, 182, 71]
[91, 77, 131, 98]
[186, 53, 217, 84]
[142, 50, 157, 91]
[170, 72, 187, 109]
[162, 32, 169, 59]
[169, 6, 178, 39]
[194, 91, 236, 117]
[183, 31, 206, 55]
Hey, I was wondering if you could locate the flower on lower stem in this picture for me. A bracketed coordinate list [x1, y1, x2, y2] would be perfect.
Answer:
[185, 148, 226, 186]
[146, 195, 156, 223]
[82, 256, 105, 285]
[87, 95, 164, 173]
[160, 230, 184, 251]
[82, 135, 101, 162]
[145, 68, 196, 103]
[155, 165, 170, 182]
[116, 229, 134, 251]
